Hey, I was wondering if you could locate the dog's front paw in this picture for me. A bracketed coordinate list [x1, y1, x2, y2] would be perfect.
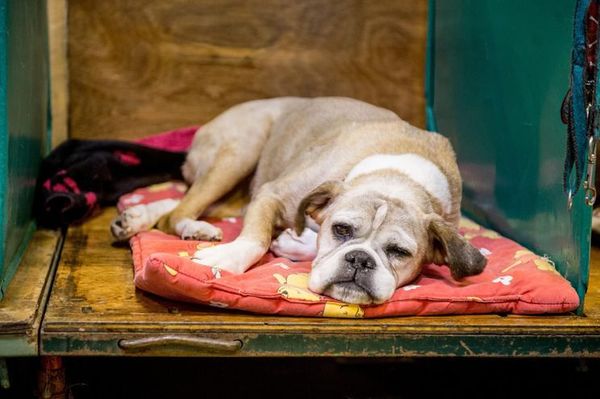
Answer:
[110, 204, 152, 241]
[111, 199, 180, 241]
[192, 238, 265, 274]
[175, 218, 223, 241]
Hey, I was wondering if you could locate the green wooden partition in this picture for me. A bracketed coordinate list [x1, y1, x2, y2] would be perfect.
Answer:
[426, 0, 591, 310]
[0, 0, 49, 299]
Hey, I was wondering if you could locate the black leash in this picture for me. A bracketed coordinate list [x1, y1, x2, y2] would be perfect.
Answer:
[563, 0, 600, 208]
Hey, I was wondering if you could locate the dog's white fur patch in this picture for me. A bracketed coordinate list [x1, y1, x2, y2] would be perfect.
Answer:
[192, 238, 265, 274]
[370, 202, 388, 232]
[270, 227, 318, 261]
[345, 154, 452, 214]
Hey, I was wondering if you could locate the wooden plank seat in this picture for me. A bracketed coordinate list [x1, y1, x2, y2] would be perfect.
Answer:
[0, 230, 62, 357]
[40, 208, 600, 357]
[42, 0, 597, 359]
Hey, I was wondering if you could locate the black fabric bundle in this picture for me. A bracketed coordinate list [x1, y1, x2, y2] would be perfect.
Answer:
[34, 139, 186, 228]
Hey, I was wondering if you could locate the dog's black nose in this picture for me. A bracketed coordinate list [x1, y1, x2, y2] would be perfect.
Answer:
[345, 250, 375, 270]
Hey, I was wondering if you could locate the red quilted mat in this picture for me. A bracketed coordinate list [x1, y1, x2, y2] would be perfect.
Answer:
[127, 184, 579, 318]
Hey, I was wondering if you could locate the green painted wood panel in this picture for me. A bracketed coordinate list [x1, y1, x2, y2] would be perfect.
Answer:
[0, 0, 49, 299]
[40, 333, 600, 357]
[426, 0, 591, 310]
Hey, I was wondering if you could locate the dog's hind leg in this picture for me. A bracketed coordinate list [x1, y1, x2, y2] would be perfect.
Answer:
[157, 99, 296, 239]
[159, 147, 257, 240]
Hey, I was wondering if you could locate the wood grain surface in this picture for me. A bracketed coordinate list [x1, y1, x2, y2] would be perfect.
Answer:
[0, 229, 61, 356]
[0, 230, 60, 333]
[48, 0, 69, 148]
[67, 0, 427, 140]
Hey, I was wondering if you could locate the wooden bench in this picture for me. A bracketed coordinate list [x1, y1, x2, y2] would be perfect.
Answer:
[38, 208, 600, 358]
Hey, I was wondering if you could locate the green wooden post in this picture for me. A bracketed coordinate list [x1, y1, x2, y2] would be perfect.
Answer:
[426, 0, 590, 311]
[0, 0, 49, 299]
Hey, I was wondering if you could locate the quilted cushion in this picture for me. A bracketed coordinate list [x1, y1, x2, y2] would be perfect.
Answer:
[127, 189, 579, 318]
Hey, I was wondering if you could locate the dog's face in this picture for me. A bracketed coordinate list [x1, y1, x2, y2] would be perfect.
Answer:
[296, 181, 486, 304]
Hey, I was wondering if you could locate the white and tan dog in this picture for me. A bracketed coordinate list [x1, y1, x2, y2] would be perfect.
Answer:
[111, 97, 487, 304]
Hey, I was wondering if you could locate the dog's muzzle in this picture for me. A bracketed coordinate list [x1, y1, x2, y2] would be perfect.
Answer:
[322, 249, 379, 303]
[310, 246, 392, 304]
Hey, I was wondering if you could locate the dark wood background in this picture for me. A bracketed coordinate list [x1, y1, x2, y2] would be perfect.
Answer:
[67, 0, 427, 140]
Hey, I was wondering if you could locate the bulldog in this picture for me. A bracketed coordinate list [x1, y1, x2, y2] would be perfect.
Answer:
[111, 97, 487, 304]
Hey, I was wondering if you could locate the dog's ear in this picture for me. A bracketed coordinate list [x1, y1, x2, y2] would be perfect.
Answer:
[295, 180, 345, 235]
[427, 216, 487, 280]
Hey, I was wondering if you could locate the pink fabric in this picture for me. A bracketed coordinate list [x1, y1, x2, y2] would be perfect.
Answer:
[135, 126, 199, 152]
[125, 183, 580, 318]
[113, 150, 141, 166]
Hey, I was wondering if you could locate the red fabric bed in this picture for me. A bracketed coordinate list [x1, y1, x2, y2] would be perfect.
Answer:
[125, 183, 579, 318]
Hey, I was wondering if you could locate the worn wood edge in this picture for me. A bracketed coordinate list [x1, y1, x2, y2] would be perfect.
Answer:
[0, 229, 63, 356]
[40, 318, 600, 335]
[40, 332, 600, 358]
[0, 230, 62, 331]
[0, 335, 40, 357]
[29, 228, 66, 355]
[48, 0, 69, 148]
[0, 221, 36, 303]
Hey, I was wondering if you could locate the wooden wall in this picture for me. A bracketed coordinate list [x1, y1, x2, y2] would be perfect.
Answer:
[48, 0, 69, 148]
[67, 0, 427, 140]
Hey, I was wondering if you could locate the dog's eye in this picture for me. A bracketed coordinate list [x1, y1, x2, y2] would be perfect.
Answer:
[386, 245, 411, 258]
[332, 223, 353, 239]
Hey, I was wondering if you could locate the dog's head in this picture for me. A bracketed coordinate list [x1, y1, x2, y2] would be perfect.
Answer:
[296, 180, 486, 304]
